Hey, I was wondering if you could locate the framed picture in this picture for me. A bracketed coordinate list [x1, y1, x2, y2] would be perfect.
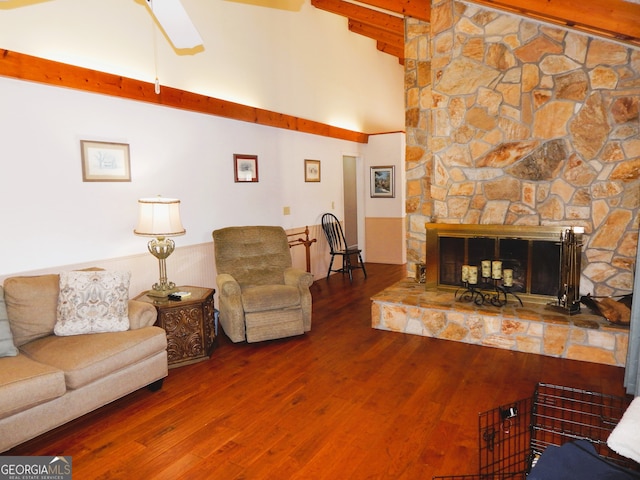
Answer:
[370, 165, 395, 198]
[81, 140, 131, 182]
[234, 154, 258, 182]
[305, 159, 321, 182]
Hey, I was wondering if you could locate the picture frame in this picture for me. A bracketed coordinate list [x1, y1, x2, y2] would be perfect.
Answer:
[304, 159, 321, 182]
[81, 140, 131, 182]
[370, 165, 395, 198]
[234, 154, 259, 182]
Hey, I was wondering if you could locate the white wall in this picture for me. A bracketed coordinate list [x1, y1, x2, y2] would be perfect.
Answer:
[365, 133, 406, 217]
[0, 76, 404, 287]
[0, 75, 364, 272]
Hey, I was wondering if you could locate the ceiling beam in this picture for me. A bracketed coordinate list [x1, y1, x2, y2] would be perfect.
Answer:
[0, 49, 370, 143]
[466, 0, 640, 47]
[311, 0, 404, 34]
[377, 41, 404, 60]
[349, 19, 404, 61]
[355, 0, 430, 22]
[348, 19, 404, 49]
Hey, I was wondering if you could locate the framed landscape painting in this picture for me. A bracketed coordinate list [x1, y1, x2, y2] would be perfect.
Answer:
[370, 166, 394, 198]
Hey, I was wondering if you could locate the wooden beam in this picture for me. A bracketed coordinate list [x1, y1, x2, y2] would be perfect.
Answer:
[311, 0, 404, 34]
[377, 40, 404, 59]
[348, 19, 404, 48]
[356, 0, 429, 22]
[466, 0, 640, 47]
[0, 49, 369, 143]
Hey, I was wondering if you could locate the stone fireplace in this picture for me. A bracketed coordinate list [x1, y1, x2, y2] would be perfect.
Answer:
[404, 0, 640, 301]
[371, 0, 639, 367]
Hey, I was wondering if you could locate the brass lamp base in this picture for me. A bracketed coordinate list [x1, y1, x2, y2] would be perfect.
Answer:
[146, 284, 178, 298]
[146, 236, 177, 298]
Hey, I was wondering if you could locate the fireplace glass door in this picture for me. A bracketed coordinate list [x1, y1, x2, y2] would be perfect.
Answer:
[438, 236, 560, 297]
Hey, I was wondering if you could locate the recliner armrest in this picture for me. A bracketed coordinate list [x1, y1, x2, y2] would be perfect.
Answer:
[217, 273, 242, 296]
[284, 268, 314, 289]
[128, 299, 158, 330]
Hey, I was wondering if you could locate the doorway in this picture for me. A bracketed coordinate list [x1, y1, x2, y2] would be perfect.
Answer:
[342, 155, 358, 249]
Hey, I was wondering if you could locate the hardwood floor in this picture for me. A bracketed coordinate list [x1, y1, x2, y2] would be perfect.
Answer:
[7, 264, 628, 479]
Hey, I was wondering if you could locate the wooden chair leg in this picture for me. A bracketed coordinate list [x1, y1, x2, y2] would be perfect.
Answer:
[359, 254, 367, 277]
[327, 254, 336, 279]
[346, 253, 354, 282]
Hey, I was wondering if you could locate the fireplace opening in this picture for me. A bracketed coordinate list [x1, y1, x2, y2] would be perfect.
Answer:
[426, 224, 583, 308]
[439, 236, 561, 296]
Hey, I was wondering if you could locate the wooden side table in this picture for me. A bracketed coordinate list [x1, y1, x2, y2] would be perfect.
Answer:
[134, 286, 216, 368]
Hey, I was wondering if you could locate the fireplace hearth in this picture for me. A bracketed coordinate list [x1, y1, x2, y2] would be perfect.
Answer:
[425, 223, 584, 313]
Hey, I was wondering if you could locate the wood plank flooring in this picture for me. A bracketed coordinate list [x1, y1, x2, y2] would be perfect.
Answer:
[6, 264, 628, 479]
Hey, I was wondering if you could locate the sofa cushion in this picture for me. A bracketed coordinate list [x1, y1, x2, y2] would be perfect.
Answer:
[55, 270, 131, 336]
[4, 274, 60, 347]
[20, 326, 167, 390]
[0, 354, 66, 420]
[0, 286, 18, 357]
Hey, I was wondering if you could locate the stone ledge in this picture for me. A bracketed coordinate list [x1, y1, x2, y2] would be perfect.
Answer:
[371, 279, 629, 366]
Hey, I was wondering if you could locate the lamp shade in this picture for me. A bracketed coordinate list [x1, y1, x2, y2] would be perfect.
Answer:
[134, 197, 186, 237]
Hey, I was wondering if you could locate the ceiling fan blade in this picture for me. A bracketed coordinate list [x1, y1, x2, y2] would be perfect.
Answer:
[145, 0, 203, 49]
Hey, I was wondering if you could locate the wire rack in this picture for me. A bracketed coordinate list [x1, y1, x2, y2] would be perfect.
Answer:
[433, 383, 638, 480]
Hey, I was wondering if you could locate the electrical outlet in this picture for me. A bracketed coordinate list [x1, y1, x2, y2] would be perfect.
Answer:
[283, 206, 291, 215]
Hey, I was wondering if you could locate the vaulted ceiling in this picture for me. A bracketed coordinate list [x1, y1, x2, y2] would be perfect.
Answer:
[312, 0, 640, 63]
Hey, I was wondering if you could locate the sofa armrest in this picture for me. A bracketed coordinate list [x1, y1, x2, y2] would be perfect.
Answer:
[284, 268, 314, 289]
[128, 299, 158, 330]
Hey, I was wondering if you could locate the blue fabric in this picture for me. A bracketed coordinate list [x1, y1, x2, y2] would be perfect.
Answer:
[528, 440, 640, 480]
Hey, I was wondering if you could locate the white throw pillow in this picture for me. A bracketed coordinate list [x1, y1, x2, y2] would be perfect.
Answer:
[55, 270, 131, 336]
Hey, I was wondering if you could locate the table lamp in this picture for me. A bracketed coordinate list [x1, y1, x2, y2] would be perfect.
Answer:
[134, 196, 186, 297]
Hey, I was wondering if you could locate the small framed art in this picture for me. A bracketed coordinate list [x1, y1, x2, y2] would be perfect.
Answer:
[234, 154, 258, 182]
[81, 140, 131, 182]
[305, 159, 321, 182]
[370, 165, 395, 198]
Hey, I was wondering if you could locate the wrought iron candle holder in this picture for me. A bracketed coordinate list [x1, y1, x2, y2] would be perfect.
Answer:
[456, 276, 523, 307]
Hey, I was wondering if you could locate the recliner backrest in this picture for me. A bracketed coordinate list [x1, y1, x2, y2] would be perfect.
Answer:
[213, 226, 292, 287]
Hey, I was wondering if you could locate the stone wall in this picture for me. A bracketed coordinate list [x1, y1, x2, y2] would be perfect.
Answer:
[405, 0, 640, 297]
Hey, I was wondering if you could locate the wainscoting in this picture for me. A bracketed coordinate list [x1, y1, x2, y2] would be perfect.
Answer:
[372, 279, 630, 367]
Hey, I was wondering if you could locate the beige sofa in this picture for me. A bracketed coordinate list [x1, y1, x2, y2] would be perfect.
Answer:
[0, 272, 168, 452]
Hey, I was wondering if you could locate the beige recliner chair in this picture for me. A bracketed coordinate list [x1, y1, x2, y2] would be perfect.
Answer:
[212, 226, 314, 343]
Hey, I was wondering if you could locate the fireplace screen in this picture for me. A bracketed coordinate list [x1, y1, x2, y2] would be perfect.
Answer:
[439, 236, 560, 296]
[426, 224, 583, 305]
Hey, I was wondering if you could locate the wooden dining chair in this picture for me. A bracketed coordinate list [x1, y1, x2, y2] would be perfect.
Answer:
[321, 213, 367, 282]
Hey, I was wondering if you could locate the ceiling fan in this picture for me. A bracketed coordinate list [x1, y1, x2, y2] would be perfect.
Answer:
[0, 0, 203, 50]
[144, 0, 203, 50]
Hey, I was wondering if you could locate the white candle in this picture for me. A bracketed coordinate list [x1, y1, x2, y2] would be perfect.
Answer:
[492, 260, 502, 280]
[503, 269, 513, 287]
[462, 265, 469, 282]
[481, 260, 491, 278]
[468, 266, 478, 285]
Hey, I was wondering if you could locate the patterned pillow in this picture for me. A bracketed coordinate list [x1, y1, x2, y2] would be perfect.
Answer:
[55, 270, 131, 336]
[0, 286, 18, 357]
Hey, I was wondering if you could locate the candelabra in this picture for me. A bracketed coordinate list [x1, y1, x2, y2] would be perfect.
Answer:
[456, 262, 523, 307]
